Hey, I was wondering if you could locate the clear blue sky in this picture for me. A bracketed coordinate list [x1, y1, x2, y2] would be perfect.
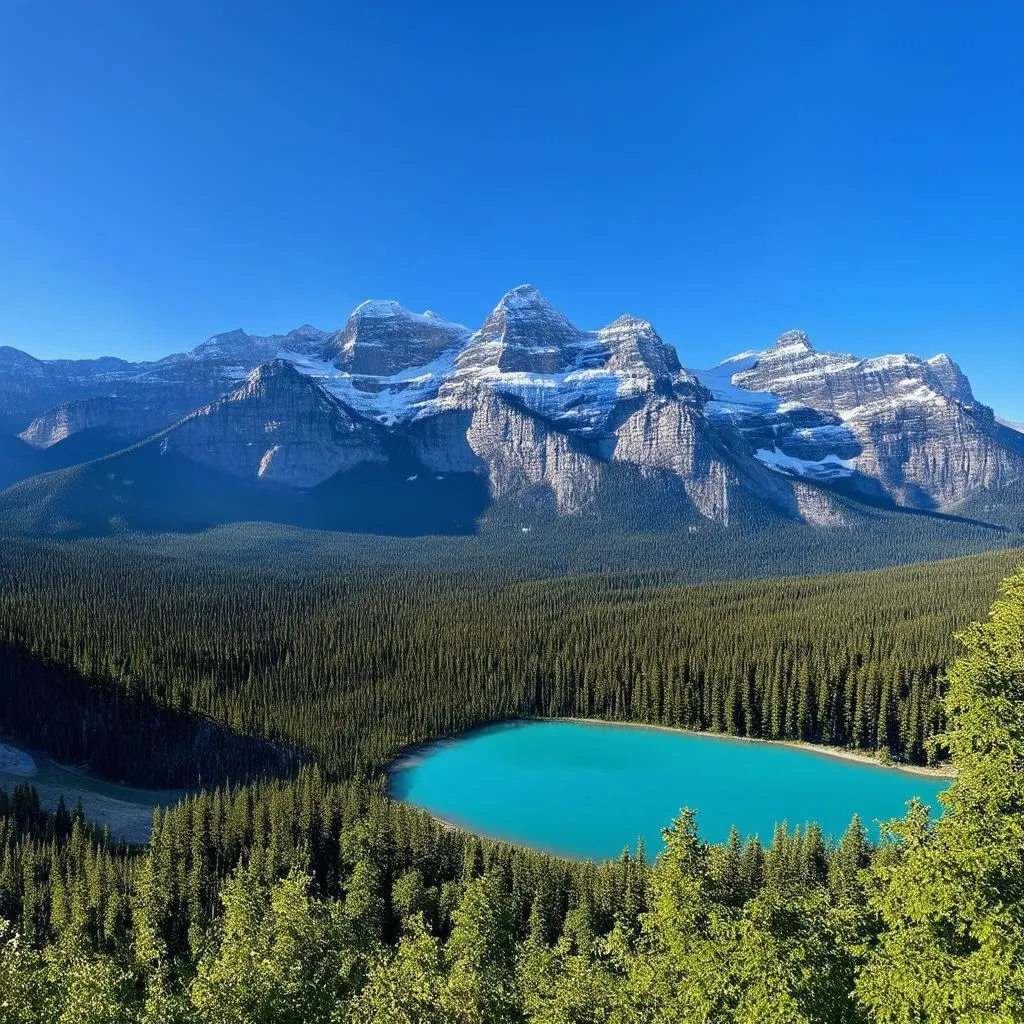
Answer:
[1, 1, 1021, 417]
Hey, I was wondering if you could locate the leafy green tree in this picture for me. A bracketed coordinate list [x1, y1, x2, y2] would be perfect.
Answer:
[190, 869, 353, 1024]
[0, 920, 52, 1024]
[343, 858, 385, 948]
[348, 914, 447, 1024]
[45, 936, 140, 1024]
[442, 873, 522, 1023]
[858, 571, 1024, 1022]
[518, 932, 619, 1024]
[829, 815, 871, 896]
[392, 867, 432, 925]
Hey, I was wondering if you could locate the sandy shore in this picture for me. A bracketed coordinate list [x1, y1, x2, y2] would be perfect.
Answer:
[528, 716, 958, 780]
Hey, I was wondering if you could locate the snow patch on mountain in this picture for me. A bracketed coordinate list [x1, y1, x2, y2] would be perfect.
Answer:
[755, 447, 855, 480]
[280, 347, 461, 426]
[694, 358, 784, 421]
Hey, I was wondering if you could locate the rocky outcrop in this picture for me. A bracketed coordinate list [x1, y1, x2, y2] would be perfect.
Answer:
[732, 331, 976, 415]
[328, 302, 468, 376]
[610, 394, 731, 521]
[160, 361, 385, 487]
[456, 285, 594, 375]
[0, 347, 149, 432]
[463, 391, 604, 513]
[4, 290, 1020, 528]
[20, 392, 203, 449]
[185, 325, 331, 368]
[700, 331, 1024, 510]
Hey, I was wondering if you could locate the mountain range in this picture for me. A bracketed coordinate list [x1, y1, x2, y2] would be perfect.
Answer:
[1, 284, 1022, 538]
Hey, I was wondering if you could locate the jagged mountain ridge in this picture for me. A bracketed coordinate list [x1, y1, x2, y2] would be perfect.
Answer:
[699, 330, 1024, 510]
[2, 286, 1021, 535]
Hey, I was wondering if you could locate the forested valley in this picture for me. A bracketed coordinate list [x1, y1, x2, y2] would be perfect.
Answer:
[1, 536, 1023, 1021]
[1, 538, 1020, 787]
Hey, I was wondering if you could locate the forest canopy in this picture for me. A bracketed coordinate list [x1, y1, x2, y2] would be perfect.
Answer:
[0, 539, 1022, 1021]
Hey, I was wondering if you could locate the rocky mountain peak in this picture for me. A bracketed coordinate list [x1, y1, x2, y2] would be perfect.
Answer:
[188, 329, 255, 359]
[278, 325, 331, 355]
[769, 330, 814, 354]
[228, 360, 351, 415]
[239, 357, 303, 388]
[4, 288, 1021, 533]
[330, 300, 468, 377]
[348, 299, 408, 320]
[465, 286, 586, 374]
[162, 359, 385, 489]
[0, 346, 44, 375]
[186, 329, 292, 375]
[922, 352, 974, 405]
[599, 315, 685, 382]
[493, 283, 550, 310]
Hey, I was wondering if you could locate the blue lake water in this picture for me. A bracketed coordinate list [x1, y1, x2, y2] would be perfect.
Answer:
[388, 720, 949, 861]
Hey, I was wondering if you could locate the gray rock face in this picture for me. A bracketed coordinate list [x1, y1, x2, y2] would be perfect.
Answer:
[463, 391, 604, 514]
[329, 302, 468, 376]
[4, 291, 1020, 528]
[700, 331, 1024, 509]
[403, 291, 826, 526]
[161, 360, 385, 488]
[185, 325, 330, 368]
[20, 392, 202, 449]
[609, 393, 732, 521]
[0, 347, 150, 433]
[457, 285, 594, 374]
[733, 331, 976, 414]
[600, 315, 684, 381]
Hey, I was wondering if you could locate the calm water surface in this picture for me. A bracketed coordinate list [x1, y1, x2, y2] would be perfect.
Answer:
[389, 720, 948, 860]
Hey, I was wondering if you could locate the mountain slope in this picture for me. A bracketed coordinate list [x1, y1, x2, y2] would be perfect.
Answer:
[0, 360, 488, 536]
[1, 288, 1021, 538]
[699, 331, 1024, 511]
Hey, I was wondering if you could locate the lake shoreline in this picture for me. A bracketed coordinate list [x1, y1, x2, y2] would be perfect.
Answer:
[389, 716, 956, 781]
[386, 716, 954, 860]
[534, 717, 958, 780]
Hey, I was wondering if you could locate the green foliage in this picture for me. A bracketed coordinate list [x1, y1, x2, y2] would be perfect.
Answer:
[1, 538, 1024, 1020]
[858, 570, 1024, 1022]
[348, 914, 447, 1024]
[2, 541, 1017, 790]
[190, 869, 355, 1024]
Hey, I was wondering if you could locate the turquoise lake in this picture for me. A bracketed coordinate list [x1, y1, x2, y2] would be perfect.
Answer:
[388, 720, 949, 861]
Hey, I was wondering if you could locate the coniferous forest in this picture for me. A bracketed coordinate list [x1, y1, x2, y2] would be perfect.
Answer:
[1, 532, 1023, 1021]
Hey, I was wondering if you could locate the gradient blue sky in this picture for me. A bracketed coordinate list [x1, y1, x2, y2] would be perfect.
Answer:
[1, 1, 1021, 417]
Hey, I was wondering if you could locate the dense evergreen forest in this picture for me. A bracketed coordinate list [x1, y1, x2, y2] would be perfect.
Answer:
[2, 553, 1023, 1021]
[0, 537, 1020, 790]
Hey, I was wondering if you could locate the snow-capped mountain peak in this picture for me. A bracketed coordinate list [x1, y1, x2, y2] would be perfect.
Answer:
[329, 299, 469, 378]
[493, 283, 551, 310]
[3, 290, 1022, 533]
[467, 285, 584, 374]
[699, 330, 1018, 509]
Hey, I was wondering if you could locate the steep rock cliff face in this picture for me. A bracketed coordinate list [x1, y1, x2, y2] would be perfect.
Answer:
[20, 392, 203, 449]
[731, 330, 975, 411]
[160, 361, 385, 487]
[700, 331, 1024, 509]
[609, 394, 731, 521]
[408, 288, 759, 523]
[328, 302, 469, 377]
[462, 391, 604, 513]
[847, 396, 1023, 507]
[4, 289, 1019, 529]
[0, 347, 149, 432]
